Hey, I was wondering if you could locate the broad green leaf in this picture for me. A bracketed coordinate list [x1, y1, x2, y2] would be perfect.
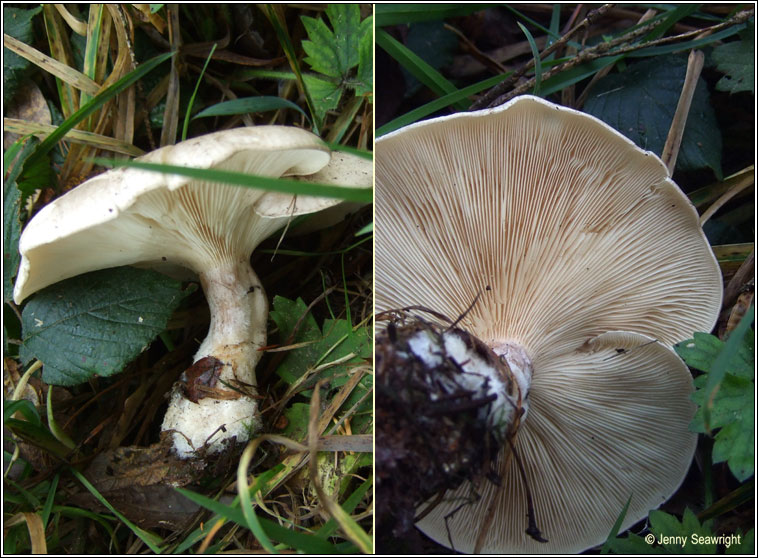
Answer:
[677, 323, 755, 481]
[20, 267, 193, 386]
[649, 509, 715, 553]
[675, 331, 753, 379]
[710, 24, 754, 94]
[302, 4, 361, 79]
[269, 296, 370, 385]
[3, 175, 23, 302]
[303, 74, 343, 119]
[299, 4, 372, 124]
[3, 5, 42, 103]
[193, 96, 310, 122]
[355, 16, 373, 97]
[726, 529, 754, 554]
[583, 54, 723, 179]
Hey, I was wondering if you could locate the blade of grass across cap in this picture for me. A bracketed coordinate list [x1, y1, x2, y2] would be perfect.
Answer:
[193, 96, 310, 124]
[92, 158, 373, 203]
[181, 43, 217, 141]
[25, 51, 173, 169]
[377, 71, 509, 136]
[376, 29, 467, 111]
[69, 467, 163, 553]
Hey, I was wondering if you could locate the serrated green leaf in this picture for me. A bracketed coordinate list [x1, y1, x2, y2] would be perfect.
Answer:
[681, 322, 754, 482]
[302, 4, 361, 79]
[583, 54, 723, 179]
[3, 6, 42, 104]
[675, 331, 753, 379]
[269, 296, 372, 430]
[710, 24, 754, 94]
[302, 74, 343, 120]
[726, 529, 754, 554]
[645, 509, 715, 553]
[20, 267, 193, 386]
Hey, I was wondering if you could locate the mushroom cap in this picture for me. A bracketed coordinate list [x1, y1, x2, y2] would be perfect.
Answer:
[13, 126, 358, 304]
[375, 95, 722, 552]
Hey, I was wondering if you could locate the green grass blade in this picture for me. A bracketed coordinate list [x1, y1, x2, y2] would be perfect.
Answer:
[175, 487, 342, 553]
[41, 474, 59, 528]
[237, 443, 277, 553]
[601, 494, 633, 553]
[92, 158, 373, 203]
[26, 51, 174, 169]
[377, 72, 509, 136]
[376, 28, 467, 111]
[69, 467, 163, 553]
[181, 43, 217, 141]
[517, 22, 543, 95]
[193, 96, 310, 123]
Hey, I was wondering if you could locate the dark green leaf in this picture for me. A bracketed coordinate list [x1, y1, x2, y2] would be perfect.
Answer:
[193, 96, 310, 122]
[3, 176, 23, 302]
[3, 6, 42, 104]
[726, 529, 754, 554]
[583, 54, 723, 179]
[302, 74, 343, 119]
[710, 24, 754, 94]
[302, 4, 361, 79]
[678, 315, 755, 481]
[354, 17, 373, 97]
[20, 267, 193, 386]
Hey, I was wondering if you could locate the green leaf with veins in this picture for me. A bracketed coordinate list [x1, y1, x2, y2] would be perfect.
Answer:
[3, 5, 42, 104]
[675, 327, 754, 482]
[300, 5, 372, 121]
[710, 24, 754, 94]
[20, 267, 194, 386]
[583, 54, 723, 179]
[269, 296, 372, 432]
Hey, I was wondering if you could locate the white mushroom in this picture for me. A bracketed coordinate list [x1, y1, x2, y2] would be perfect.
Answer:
[13, 126, 372, 459]
[375, 95, 722, 552]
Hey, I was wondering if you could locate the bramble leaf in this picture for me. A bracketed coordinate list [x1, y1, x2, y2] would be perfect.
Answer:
[20, 267, 193, 386]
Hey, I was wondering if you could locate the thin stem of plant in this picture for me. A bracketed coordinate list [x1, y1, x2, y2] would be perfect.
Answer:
[661, 49, 704, 174]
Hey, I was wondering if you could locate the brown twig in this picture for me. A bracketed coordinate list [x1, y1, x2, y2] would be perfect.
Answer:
[470, 3, 615, 110]
[475, 8, 754, 109]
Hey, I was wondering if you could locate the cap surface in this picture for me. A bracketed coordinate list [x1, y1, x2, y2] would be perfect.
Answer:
[375, 95, 722, 552]
[14, 126, 333, 303]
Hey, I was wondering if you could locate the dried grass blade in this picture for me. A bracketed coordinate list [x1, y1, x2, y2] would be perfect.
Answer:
[3, 33, 99, 97]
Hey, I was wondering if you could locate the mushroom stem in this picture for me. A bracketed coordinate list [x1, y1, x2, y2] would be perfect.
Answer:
[161, 259, 267, 459]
